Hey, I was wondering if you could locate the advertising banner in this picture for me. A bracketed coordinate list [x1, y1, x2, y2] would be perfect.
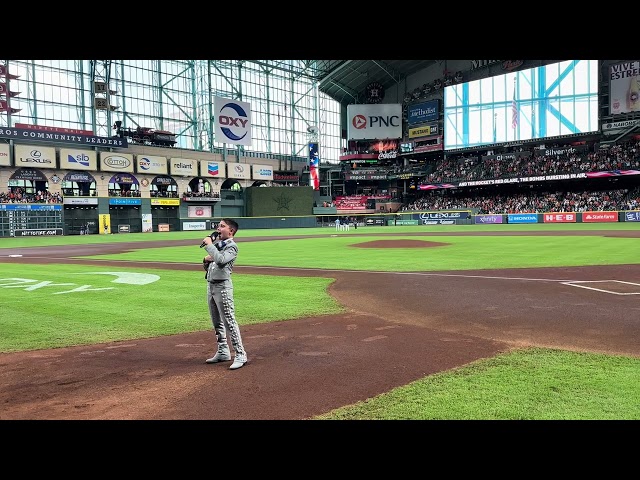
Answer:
[507, 213, 538, 224]
[169, 158, 198, 177]
[273, 171, 300, 182]
[582, 212, 618, 223]
[150, 199, 180, 206]
[63, 197, 98, 205]
[109, 198, 141, 205]
[14, 144, 56, 169]
[227, 162, 250, 180]
[100, 152, 134, 173]
[136, 155, 168, 175]
[59, 148, 97, 170]
[182, 221, 207, 231]
[609, 61, 640, 115]
[309, 142, 319, 190]
[625, 211, 640, 222]
[188, 205, 212, 218]
[407, 100, 439, 125]
[99, 214, 111, 234]
[543, 213, 576, 223]
[200, 161, 225, 178]
[0, 143, 9, 166]
[420, 211, 469, 221]
[601, 119, 640, 132]
[252, 164, 274, 181]
[142, 214, 153, 233]
[408, 124, 438, 138]
[214, 96, 252, 146]
[475, 214, 503, 224]
[347, 104, 402, 140]
[0, 126, 127, 147]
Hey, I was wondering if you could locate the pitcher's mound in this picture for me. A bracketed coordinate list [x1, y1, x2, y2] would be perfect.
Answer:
[353, 240, 450, 248]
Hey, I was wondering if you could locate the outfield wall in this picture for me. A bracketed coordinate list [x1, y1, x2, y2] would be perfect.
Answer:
[2, 207, 640, 237]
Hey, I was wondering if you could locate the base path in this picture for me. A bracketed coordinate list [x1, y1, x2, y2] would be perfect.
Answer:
[1, 231, 639, 420]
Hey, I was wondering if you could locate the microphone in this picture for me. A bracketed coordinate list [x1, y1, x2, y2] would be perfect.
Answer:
[200, 230, 219, 248]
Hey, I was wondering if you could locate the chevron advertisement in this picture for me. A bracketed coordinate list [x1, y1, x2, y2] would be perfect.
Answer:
[200, 161, 225, 178]
[347, 104, 402, 140]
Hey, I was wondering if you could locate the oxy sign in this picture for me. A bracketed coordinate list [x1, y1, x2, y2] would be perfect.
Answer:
[214, 97, 252, 147]
[347, 104, 402, 140]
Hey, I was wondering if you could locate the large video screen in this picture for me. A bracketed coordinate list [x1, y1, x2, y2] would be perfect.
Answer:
[443, 60, 599, 151]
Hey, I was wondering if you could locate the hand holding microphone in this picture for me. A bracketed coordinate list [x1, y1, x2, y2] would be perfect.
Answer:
[200, 230, 219, 248]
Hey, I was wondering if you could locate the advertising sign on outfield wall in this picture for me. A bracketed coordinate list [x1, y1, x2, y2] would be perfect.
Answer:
[625, 211, 640, 222]
[507, 213, 538, 224]
[582, 212, 618, 222]
[543, 213, 576, 223]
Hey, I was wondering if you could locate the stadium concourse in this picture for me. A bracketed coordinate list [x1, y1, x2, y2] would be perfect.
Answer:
[1, 230, 639, 420]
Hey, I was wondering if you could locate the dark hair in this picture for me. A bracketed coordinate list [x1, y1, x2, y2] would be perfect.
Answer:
[222, 218, 239, 234]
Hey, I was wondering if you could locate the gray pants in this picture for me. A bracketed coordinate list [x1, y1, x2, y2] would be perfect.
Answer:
[207, 280, 247, 360]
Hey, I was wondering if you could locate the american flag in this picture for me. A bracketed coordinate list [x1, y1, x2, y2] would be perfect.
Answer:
[511, 79, 518, 129]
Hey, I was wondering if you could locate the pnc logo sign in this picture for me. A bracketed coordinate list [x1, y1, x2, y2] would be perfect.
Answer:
[347, 104, 402, 140]
[351, 114, 400, 129]
[352, 115, 367, 129]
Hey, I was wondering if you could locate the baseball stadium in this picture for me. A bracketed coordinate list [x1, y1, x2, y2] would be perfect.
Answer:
[1, 59, 639, 421]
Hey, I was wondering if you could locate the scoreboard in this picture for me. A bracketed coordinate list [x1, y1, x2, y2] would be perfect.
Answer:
[0, 204, 64, 237]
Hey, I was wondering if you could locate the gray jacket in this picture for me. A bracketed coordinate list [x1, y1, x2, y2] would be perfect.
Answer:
[204, 238, 238, 282]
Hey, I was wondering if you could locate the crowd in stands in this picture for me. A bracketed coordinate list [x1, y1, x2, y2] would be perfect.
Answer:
[407, 140, 640, 186]
[109, 189, 141, 197]
[150, 190, 179, 198]
[182, 191, 221, 199]
[397, 139, 640, 213]
[0, 188, 62, 204]
[402, 188, 640, 214]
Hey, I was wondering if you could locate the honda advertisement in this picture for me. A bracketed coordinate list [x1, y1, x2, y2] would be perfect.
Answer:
[347, 104, 402, 140]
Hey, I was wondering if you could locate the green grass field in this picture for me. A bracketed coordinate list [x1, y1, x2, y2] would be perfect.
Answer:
[2, 222, 639, 419]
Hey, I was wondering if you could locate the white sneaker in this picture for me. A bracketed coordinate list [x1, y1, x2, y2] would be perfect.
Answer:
[205, 351, 231, 364]
[229, 355, 247, 370]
